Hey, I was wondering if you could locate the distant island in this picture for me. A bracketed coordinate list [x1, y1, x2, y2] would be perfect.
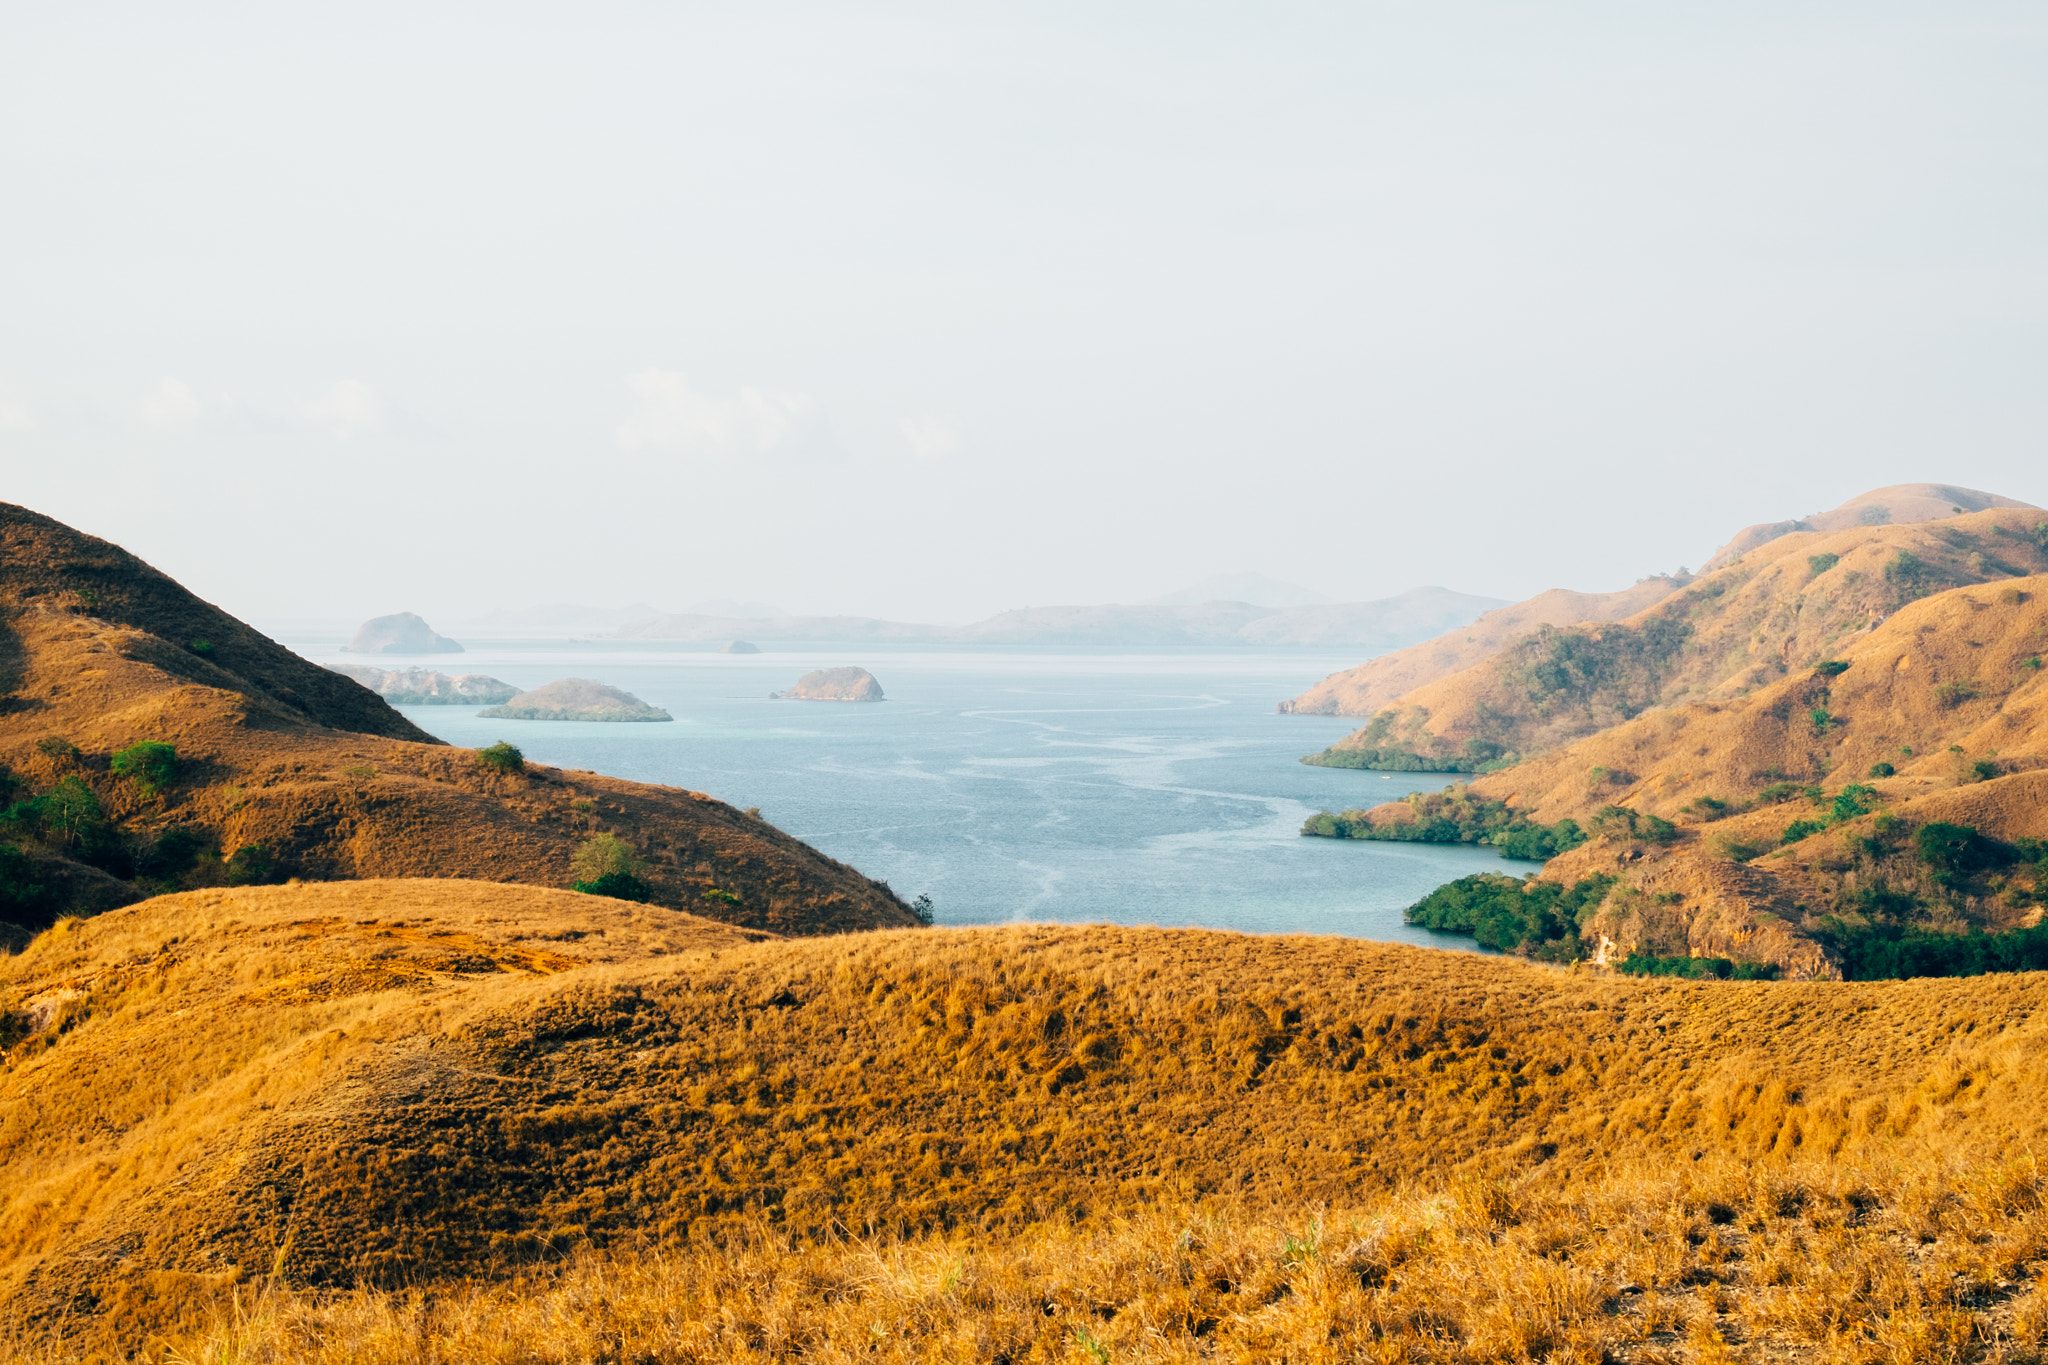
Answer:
[723, 640, 762, 654]
[346, 611, 464, 654]
[478, 678, 673, 721]
[773, 667, 884, 702]
[327, 664, 516, 705]
[616, 585, 1507, 650]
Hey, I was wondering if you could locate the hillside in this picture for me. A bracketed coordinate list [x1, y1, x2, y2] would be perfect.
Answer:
[0, 503, 916, 940]
[1310, 505, 2048, 770]
[1283, 483, 2042, 725]
[1280, 578, 1687, 718]
[1701, 481, 2038, 572]
[5, 881, 2047, 1356]
[1319, 571, 2048, 979]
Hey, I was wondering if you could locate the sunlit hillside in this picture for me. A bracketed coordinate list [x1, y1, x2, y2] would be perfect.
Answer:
[5, 881, 2048, 1359]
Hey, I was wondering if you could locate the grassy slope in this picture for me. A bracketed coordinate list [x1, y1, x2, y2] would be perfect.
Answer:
[7, 882, 2048, 1356]
[1315, 506, 2048, 765]
[1279, 579, 1685, 719]
[0, 507, 915, 939]
[1333, 574, 2048, 977]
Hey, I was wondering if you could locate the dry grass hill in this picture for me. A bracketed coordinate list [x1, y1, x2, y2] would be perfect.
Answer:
[0, 503, 916, 941]
[1311, 503, 2048, 770]
[1285, 484, 2041, 728]
[1280, 578, 1686, 719]
[7, 879, 2048, 1360]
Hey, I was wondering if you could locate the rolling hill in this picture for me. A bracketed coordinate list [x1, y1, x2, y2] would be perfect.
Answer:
[1283, 483, 2042, 724]
[6, 879, 2047, 1357]
[1306, 503, 2048, 771]
[0, 502, 917, 942]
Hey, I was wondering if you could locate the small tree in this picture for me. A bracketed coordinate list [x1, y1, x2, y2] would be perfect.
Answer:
[35, 736, 80, 762]
[478, 741, 525, 773]
[36, 777, 105, 847]
[226, 844, 277, 886]
[911, 893, 935, 926]
[111, 741, 179, 797]
[571, 834, 651, 902]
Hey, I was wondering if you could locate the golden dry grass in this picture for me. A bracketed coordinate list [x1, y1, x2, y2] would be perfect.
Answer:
[7, 882, 2048, 1358]
[104, 1148, 2048, 1364]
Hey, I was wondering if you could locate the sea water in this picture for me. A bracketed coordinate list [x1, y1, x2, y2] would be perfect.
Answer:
[290, 641, 1527, 949]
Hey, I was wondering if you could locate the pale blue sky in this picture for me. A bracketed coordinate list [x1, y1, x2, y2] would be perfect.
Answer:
[4, 2, 2045, 624]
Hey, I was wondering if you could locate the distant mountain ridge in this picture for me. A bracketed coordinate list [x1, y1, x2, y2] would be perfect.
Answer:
[617, 585, 1508, 650]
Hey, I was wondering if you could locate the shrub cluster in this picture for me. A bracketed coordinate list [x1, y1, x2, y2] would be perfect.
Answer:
[1616, 952, 1777, 980]
[1302, 788, 1585, 861]
[1404, 873, 1616, 956]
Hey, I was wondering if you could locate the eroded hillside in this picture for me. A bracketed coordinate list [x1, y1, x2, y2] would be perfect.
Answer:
[0, 503, 916, 939]
[6, 880, 2048, 1355]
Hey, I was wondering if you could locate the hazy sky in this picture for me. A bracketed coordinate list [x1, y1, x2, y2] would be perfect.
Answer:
[5, 3, 2046, 626]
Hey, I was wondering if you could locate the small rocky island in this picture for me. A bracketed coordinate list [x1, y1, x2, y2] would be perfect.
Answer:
[723, 639, 762, 654]
[346, 612, 464, 654]
[328, 664, 516, 705]
[773, 666, 885, 702]
[478, 678, 672, 721]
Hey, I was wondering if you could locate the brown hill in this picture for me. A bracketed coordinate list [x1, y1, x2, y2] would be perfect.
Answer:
[1284, 484, 2041, 726]
[1314, 505, 2048, 768]
[0, 503, 915, 940]
[1280, 578, 1688, 717]
[1338, 572, 2048, 977]
[1701, 481, 2039, 572]
[7, 879, 2048, 1355]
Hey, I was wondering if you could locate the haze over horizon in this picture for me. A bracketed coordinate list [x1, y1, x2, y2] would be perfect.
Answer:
[5, 3, 2047, 626]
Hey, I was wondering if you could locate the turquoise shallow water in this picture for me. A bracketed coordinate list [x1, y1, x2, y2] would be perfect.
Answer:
[293, 642, 1525, 950]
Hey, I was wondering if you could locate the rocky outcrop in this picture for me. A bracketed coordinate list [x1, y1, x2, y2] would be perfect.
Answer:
[347, 612, 464, 654]
[478, 678, 672, 721]
[776, 667, 884, 702]
[327, 665, 517, 705]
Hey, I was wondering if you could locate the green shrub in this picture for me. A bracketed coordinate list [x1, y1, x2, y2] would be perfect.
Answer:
[111, 741, 178, 797]
[189, 639, 216, 658]
[1809, 707, 1839, 736]
[1757, 782, 1804, 805]
[1404, 874, 1615, 954]
[225, 844, 277, 886]
[1780, 818, 1827, 845]
[1806, 553, 1840, 577]
[0, 842, 49, 919]
[1934, 679, 1984, 709]
[477, 741, 525, 773]
[578, 871, 653, 902]
[911, 894, 936, 926]
[1914, 822, 2014, 881]
[1868, 762, 1895, 778]
[1971, 759, 2001, 782]
[1831, 921, 2048, 981]
[701, 887, 742, 907]
[1617, 953, 1777, 980]
[1711, 834, 1772, 862]
[1813, 659, 1849, 677]
[1591, 806, 1676, 844]
[570, 834, 651, 900]
[34, 736, 79, 761]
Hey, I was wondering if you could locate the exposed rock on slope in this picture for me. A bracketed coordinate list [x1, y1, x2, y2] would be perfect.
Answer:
[346, 611, 464, 654]
[1316, 506, 2048, 767]
[326, 664, 516, 705]
[777, 666, 884, 701]
[479, 678, 672, 721]
[1702, 482, 2039, 572]
[0, 503, 915, 938]
[1281, 578, 1687, 717]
